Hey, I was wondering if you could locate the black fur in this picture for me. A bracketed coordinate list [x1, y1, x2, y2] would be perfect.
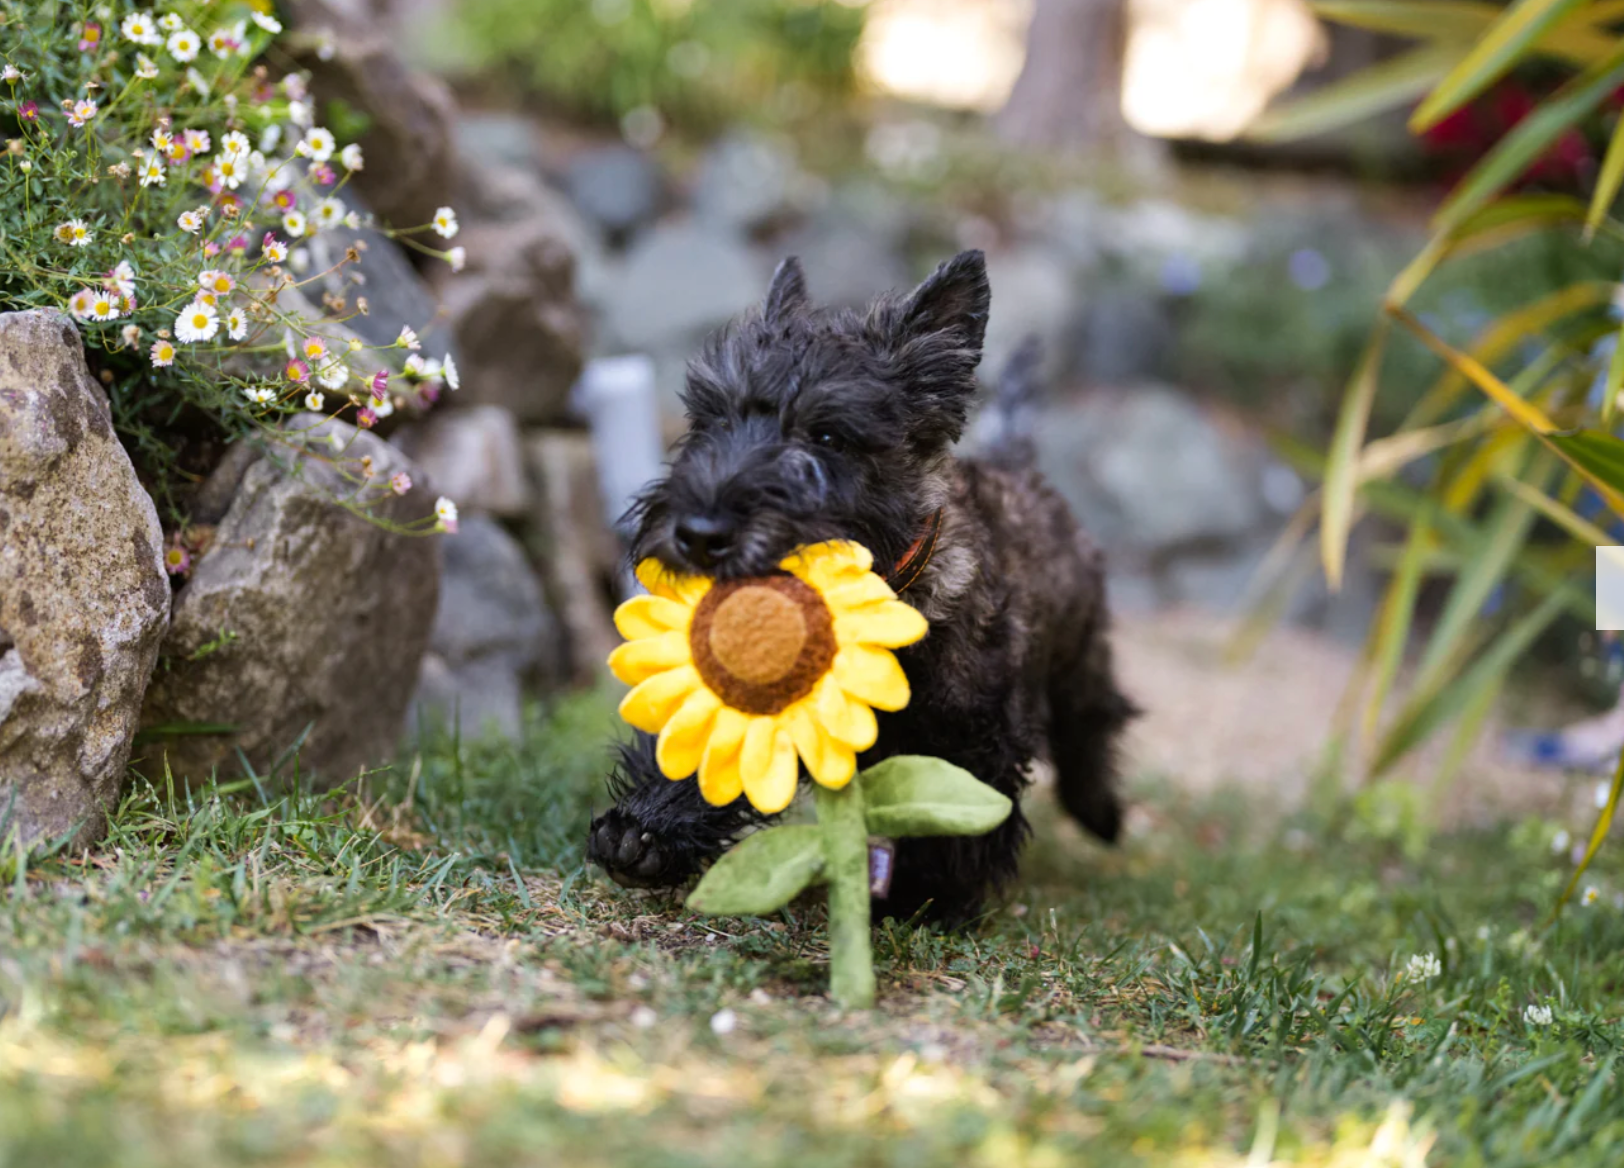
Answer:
[586, 251, 1136, 923]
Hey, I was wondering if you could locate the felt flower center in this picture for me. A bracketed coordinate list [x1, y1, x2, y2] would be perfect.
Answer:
[692, 575, 836, 716]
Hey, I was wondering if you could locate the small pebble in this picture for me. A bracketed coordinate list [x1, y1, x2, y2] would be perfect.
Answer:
[710, 1008, 737, 1036]
[748, 988, 771, 1006]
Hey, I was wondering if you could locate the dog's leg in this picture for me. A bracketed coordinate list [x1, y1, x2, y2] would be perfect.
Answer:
[871, 696, 1035, 924]
[587, 733, 762, 889]
[1047, 602, 1135, 844]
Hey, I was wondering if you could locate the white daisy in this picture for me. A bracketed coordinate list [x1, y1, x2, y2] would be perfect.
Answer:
[447, 246, 466, 272]
[227, 308, 248, 340]
[397, 325, 420, 351]
[244, 386, 278, 405]
[443, 352, 459, 390]
[68, 289, 96, 320]
[55, 219, 93, 246]
[220, 130, 250, 158]
[282, 210, 307, 238]
[317, 360, 349, 389]
[262, 233, 288, 263]
[174, 301, 219, 343]
[88, 291, 122, 322]
[198, 269, 235, 296]
[158, 12, 184, 32]
[212, 153, 245, 189]
[296, 126, 335, 162]
[434, 496, 459, 531]
[340, 142, 363, 170]
[135, 53, 158, 78]
[251, 10, 283, 33]
[288, 99, 312, 128]
[178, 208, 205, 234]
[139, 157, 165, 187]
[431, 206, 459, 239]
[304, 391, 325, 411]
[107, 260, 136, 297]
[121, 12, 161, 45]
[259, 123, 282, 154]
[167, 27, 200, 62]
[313, 197, 344, 229]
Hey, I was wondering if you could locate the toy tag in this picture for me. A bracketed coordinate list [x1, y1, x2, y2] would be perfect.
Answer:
[868, 838, 895, 898]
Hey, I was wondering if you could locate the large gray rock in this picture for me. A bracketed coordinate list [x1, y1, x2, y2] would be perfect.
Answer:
[284, 0, 461, 231]
[983, 247, 1080, 383]
[601, 222, 765, 352]
[1035, 385, 1267, 562]
[410, 515, 560, 739]
[693, 132, 806, 234]
[392, 405, 530, 517]
[437, 162, 588, 424]
[139, 417, 440, 786]
[0, 311, 169, 847]
[527, 431, 620, 687]
[562, 146, 663, 239]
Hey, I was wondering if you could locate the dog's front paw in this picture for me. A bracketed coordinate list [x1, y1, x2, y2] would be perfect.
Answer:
[586, 805, 692, 889]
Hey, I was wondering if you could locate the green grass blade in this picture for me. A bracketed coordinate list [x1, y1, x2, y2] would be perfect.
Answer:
[1433, 41, 1624, 234]
[1546, 428, 1624, 494]
[1411, 0, 1593, 131]
[1363, 511, 1433, 741]
[1586, 108, 1624, 238]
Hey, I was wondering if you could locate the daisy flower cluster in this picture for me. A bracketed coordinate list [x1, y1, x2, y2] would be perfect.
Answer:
[2, 1, 465, 536]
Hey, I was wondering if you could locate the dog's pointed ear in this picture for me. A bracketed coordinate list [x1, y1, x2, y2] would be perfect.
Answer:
[900, 250, 990, 353]
[764, 256, 809, 324]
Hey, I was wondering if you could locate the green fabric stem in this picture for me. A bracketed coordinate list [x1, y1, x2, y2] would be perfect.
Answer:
[816, 778, 875, 1010]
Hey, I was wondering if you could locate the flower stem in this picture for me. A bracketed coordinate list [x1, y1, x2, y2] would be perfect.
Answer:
[815, 779, 874, 1010]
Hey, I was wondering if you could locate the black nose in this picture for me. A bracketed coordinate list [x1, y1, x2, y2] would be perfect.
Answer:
[673, 514, 737, 569]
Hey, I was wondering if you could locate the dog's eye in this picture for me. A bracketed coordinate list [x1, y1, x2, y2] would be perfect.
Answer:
[813, 430, 842, 450]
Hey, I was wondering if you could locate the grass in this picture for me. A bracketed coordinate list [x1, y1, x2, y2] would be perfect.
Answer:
[4, 692, 1624, 1167]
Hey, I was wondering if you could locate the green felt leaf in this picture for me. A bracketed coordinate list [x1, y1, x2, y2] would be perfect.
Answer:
[685, 824, 825, 916]
[861, 756, 1014, 838]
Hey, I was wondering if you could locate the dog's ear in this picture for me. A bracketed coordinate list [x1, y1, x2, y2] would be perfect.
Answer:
[764, 256, 809, 324]
[900, 250, 990, 353]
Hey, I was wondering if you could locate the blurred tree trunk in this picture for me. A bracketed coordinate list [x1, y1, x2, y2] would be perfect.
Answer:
[996, 0, 1148, 156]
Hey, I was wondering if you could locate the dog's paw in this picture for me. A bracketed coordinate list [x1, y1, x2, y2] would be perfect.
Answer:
[586, 806, 688, 889]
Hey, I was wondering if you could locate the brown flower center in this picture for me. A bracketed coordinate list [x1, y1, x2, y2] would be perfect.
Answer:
[691, 575, 836, 716]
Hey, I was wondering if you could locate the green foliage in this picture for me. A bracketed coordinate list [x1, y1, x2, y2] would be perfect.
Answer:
[0, 0, 458, 523]
[685, 823, 825, 914]
[860, 754, 1014, 837]
[1247, 0, 1624, 811]
[448, 0, 866, 132]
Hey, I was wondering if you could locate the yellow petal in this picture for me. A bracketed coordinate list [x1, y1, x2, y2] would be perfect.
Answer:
[790, 702, 855, 789]
[833, 645, 911, 712]
[634, 559, 711, 606]
[740, 716, 776, 792]
[656, 686, 721, 779]
[698, 708, 748, 805]
[824, 575, 897, 611]
[742, 723, 800, 815]
[607, 630, 690, 685]
[780, 541, 872, 592]
[814, 674, 877, 751]
[613, 593, 691, 640]
[618, 665, 702, 735]
[834, 601, 928, 649]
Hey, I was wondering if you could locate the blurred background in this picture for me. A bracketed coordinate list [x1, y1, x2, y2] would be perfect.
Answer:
[319, 0, 1624, 828]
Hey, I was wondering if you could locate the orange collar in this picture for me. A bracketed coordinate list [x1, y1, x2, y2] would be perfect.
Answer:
[885, 509, 943, 594]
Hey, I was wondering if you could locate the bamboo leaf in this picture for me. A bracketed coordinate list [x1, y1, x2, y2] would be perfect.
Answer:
[1373, 589, 1568, 775]
[1433, 42, 1624, 234]
[1494, 471, 1615, 544]
[1314, 0, 1614, 61]
[1364, 513, 1434, 741]
[1587, 112, 1624, 238]
[1323, 321, 1391, 590]
[1554, 746, 1624, 916]
[685, 825, 824, 916]
[1249, 44, 1459, 142]
[1546, 428, 1624, 496]
[1411, 0, 1593, 131]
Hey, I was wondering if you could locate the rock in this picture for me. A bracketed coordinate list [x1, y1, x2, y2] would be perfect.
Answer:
[298, 189, 460, 363]
[284, 0, 461, 231]
[527, 431, 621, 686]
[983, 247, 1080, 383]
[1076, 290, 1175, 385]
[600, 221, 765, 353]
[454, 111, 542, 173]
[410, 515, 560, 739]
[436, 163, 589, 424]
[562, 146, 664, 239]
[780, 214, 910, 309]
[0, 310, 170, 847]
[139, 416, 440, 786]
[1034, 385, 1267, 562]
[693, 132, 805, 234]
[393, 405, 530, 517]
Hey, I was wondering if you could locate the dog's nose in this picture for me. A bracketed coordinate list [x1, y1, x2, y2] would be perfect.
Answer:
[674, 514, 737, 569]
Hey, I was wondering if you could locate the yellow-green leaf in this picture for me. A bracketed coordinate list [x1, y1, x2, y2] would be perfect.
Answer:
[685, 824, 824, 916]
[1554, 745, 1624, 916]
[1587, 111, 1624, 238]
[1248, 44, 1459, 142]
[861, 756, 1013, 838]
[1322, 321, 1390, 590]
[1411, 0, 1593, 131]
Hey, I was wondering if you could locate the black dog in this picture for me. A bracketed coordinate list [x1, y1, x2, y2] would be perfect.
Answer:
[586, 250, 1136, 923]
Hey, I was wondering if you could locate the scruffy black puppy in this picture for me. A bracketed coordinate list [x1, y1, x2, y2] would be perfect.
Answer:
[586, 251, 1136, 923]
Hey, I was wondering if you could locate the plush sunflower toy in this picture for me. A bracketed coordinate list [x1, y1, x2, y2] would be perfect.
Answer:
[609, 541, 1012, 1008]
